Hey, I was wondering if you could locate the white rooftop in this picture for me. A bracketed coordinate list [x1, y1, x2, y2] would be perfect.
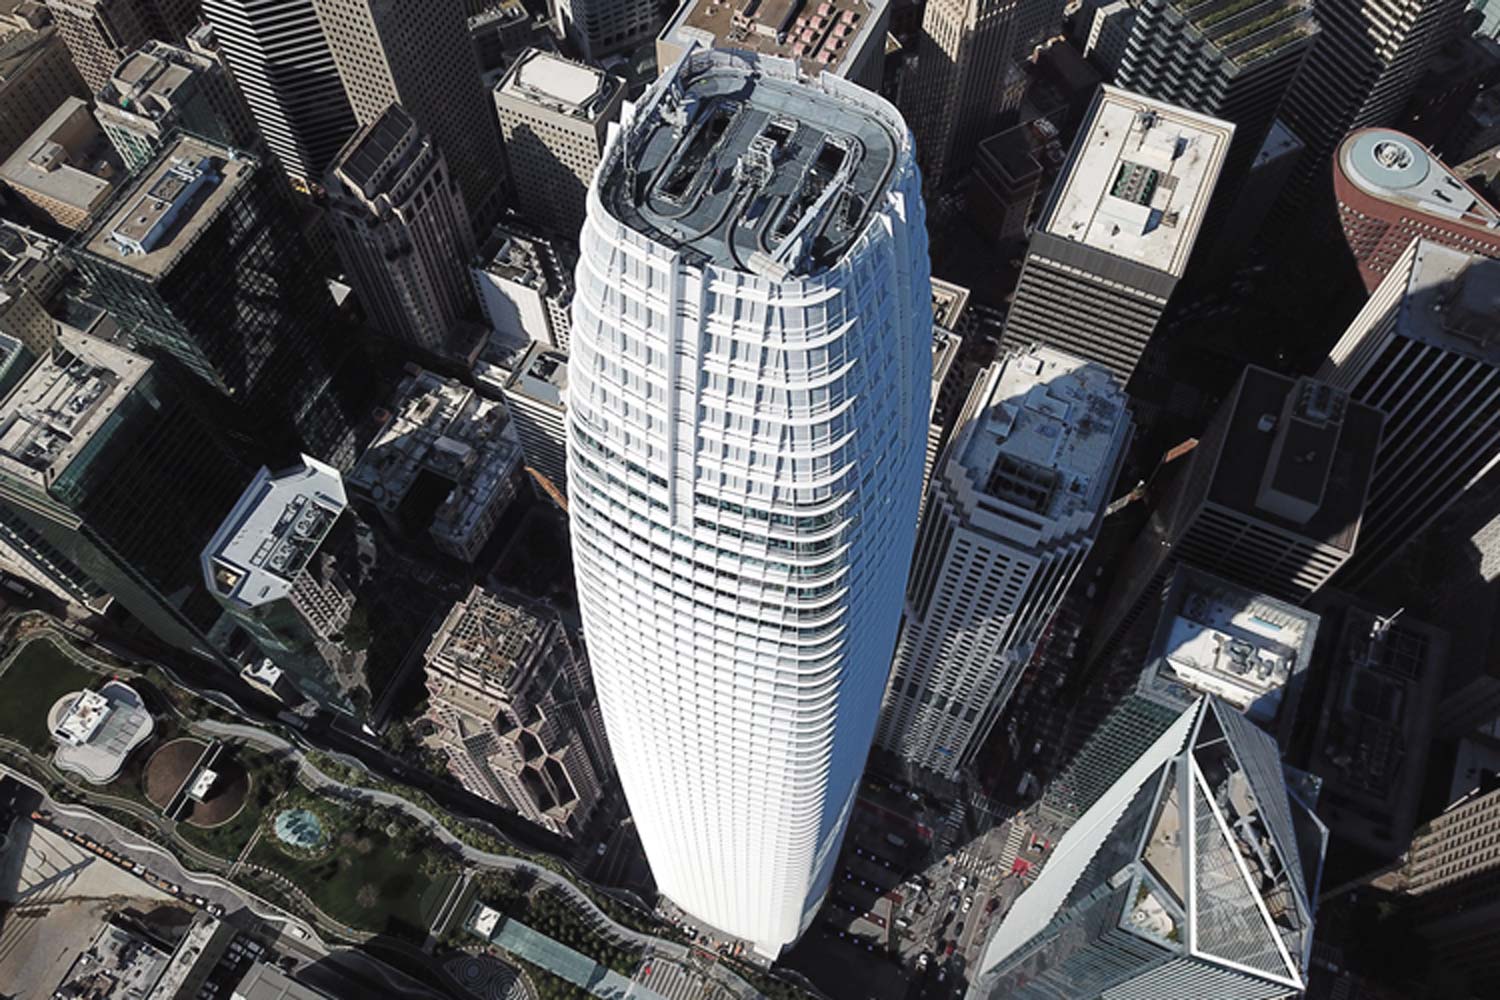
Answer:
[1044, 85, 1233, 277]
[203, 455, 348, 611]
[49, 680, 154, 784]
[498, 48, 615, 118]
[958, 346, 1129, 523]
[1339, 128, 1500, 231]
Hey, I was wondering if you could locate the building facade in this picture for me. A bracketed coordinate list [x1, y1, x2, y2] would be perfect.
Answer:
[902, 0, 1020, 189]
[502, 341, 568, 494]
[423, 586, 609, 838]
[198, 0, 357, 189]
[70, 136, 364, 465]
[569, 49, 930, 955]
[1000, 86, 1233, 381]
[973, 696, 1324, 1000]
[203, 456, 378, 716]
[473, 221, 574, 350]
[877, 346, 1131, 779]
[0, 326, 249, 661]
[493, 48, 621, 239]
[558, 0, 658, 61]
[0, 4, 88, 164]
[95, 40, 259, 171]
[1319, 240, 1500, 583]
[44, 0, 197, 91]
[325, 104, 477, 357]
[1333, 128, 1500, 291]
[313, 0, 507, 224]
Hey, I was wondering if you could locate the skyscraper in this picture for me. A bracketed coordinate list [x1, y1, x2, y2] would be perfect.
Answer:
[71, 136, 362, 465]
[1333, 128, 1500, 291]
[313, 0, 507, 224]
[569, 49, 930, 955]
[902, 0, 1020, 189]
[502, 342, 568, 495]
[325, 104, 477, 358]
[1113, 0, 1317, 182]
[876, 346, 1131, 779]
[0, 4, 89, 163]
[94, 40, 259, 171]
[972, 696, 1325, 1000]
[1088, 366, 1382, 661]
[557, 0, 658, 62]
[0, 326, 249, 662]
[1319, 240, 1500, 583]
[492, 48, 622, 238]
[45, 0, 198, 91]
[1274, 0, 1465, 216]
[198, 0, 358, 189]
[203, 456, 378, 716]
[1000, 86, 1233, 381]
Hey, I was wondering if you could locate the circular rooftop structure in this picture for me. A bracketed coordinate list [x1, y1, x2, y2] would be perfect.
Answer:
[49, 681, 154, 785]
[1342, 129, 1432, 194]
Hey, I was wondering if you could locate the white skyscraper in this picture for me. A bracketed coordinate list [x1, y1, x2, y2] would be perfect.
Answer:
[568, 49, 930, 955]
[877, 346, 1131, 779]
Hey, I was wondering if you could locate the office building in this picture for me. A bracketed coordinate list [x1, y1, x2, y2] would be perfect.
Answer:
[473, 221, 574, 350]
[922, 326, 963, 496]
[1308, 605, 1446, 863]
[1275, 0, 1465, 216]
[1042, 565, 1318, 824]
[348, 366, 523, 562]
[570, 49, 929, 955]
[1000, 86, 1233, 380]
[493, 48, 621, 237]
[198, 0, 357, 189]
[203, 456, 379, 716]
[71, 135, 363, 464]
[656, 0, 889, 89]
[423, 586, 608, 838]
[502, 341, 567, 494]
[556, 0, 656, 61]
[44, 0, 197, 91]
[0, 326, 248, 660]
[1333, 128, 1500, 291]
[325, 104, 477, 358]
[0, 3, 88, 163]
[95, 40, 258, 171]
[973, 696, 1324, 1000]
[902, 0, 1021, 188]
[1113, 0, 1316, 183]
[314, 0, 507, 224]
[1319, 240, 1500, 582]
[968, 117, 1065, 247]
[877, 346, 1131, 779]
[1088, 367, 1381, 664]
[467, 0, 543, 75]
[0, 218, 69, 356]
[0, 97, 120, 230]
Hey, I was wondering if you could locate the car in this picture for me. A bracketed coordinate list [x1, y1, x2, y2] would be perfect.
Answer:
[962, 896, 973, 913]
[948, 896, 959, 913]
[596, 842, 608, 856]
[955, 922, 965, 937]
[944, 941, 957, 958]
[937, 971, 946, 984]
[956, 875, 968, 892]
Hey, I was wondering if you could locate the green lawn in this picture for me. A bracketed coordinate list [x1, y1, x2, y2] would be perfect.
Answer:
[250, 794, 436, 936]
[0, 638, 103, 750]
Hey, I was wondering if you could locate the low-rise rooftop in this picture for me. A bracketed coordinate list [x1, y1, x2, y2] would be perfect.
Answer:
[426, 585, 547, 688]
[97, 42, 213, 124]
[956, 346, 1129, 524]
[1338, 128, 1500, 235]
[505, 342, 567, 407]
[599, 49, 906, 274]
[496, 48, 619, 121]
[0, 326, 147, 489]
[1043, 85, 1233, 277]
[930, 276, 969, 330]
[1143, 565, 1317, 736]
[203, 456, 349, 612]
[53, 918, 171, 1000]
[49, 681, 154, 783]
[659, 0, 886, 79]
[0, 97, 120, 224]
[83, 135, 251, 280]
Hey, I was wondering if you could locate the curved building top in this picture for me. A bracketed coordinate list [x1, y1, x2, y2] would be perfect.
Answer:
[1337, 128, 1500, 230]
[597, 48, 910, 277]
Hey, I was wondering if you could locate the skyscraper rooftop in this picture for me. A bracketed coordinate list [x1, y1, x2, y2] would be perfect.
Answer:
[1338, 129, 1500, 233]
[955, 347, 1127, 523]
[84, 136, 250, 278]
[0, 327, 145, 488]
[495, 48, 618, 122]
[598, 51, 906, 274]
[1043, 85, 1233, 277]
[1384, 241, 1500, 363]
[203, 457, 349, 612]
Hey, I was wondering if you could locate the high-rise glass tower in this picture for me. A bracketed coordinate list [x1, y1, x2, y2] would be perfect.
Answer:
[568, 49, 930, 955]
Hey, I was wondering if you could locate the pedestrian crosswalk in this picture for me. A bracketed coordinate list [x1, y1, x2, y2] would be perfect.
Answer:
[952, 847, 1002, 882]
[997, 822, 1026, 874]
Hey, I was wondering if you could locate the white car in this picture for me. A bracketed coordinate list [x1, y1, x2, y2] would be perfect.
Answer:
[962, 896, 973, 913]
